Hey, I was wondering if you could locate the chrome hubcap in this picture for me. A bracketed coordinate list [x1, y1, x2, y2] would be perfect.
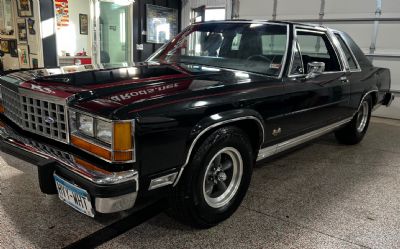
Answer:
[356, 101, 369, 132]
[202, 147, 243, 209]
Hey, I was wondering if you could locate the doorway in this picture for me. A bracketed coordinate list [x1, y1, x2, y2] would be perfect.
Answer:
[93, 0, 133, 68]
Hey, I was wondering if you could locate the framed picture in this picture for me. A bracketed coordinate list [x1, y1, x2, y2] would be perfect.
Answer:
[17, 0, 33, 17]
[18, 44, 30, 68]
[0, 0, 15, 36]
[146, 5, 178, 44]
[17, 19, 27, 43]
[79, 14, 88, 35]
[9, 40, 18, 57]
[0, 39, 9, 53]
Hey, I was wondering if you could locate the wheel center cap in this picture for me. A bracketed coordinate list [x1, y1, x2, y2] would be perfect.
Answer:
[217, 171, 227, 182]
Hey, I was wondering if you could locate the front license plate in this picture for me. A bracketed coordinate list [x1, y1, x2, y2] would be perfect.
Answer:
[54, 174, 95, 218]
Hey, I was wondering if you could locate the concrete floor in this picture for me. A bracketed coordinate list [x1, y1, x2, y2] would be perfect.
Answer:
[1, 117, 400, 249]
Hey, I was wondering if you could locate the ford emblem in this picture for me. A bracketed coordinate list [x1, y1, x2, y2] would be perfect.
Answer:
[44, 116, 56, 124]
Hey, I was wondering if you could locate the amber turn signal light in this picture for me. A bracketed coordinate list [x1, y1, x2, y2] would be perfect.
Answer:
[113, 122, 133, 151]
[0, 104, 4, 113]
[71, 135, 112, 161]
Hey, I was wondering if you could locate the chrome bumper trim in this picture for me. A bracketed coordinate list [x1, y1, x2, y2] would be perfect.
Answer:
[0, 122, 138, 186]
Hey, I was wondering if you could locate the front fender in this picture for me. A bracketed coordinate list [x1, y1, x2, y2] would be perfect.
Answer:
[173, 109, 265, 186]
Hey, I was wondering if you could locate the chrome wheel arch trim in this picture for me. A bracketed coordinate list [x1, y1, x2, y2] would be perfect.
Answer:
[172, 116, 265, 187]
[356, 90, 378, 114]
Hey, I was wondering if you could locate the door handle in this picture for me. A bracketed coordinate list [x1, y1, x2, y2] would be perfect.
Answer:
[340, 76, 349, 84]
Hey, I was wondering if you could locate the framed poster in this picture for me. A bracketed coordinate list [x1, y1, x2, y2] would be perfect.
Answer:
[17, 0, 33, 17]
[0, 39, 9, 53]
[79, 14, 88, 35]
[146, 5, 178, 44]
[17, 19, 27, 43]
[18, 44, 30, 68]
[9, 39, 17, 57]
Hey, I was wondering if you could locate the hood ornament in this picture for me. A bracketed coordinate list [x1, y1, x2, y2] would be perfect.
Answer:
[44, 116, 56, 124]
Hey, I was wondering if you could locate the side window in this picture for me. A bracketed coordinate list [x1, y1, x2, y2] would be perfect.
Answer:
[335, 34, 359, 70]
[296, 31, 341, 73]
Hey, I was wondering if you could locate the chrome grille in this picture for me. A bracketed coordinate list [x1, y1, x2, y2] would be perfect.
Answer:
[1, 86, 69, 143]
[2, 87, 23, 125]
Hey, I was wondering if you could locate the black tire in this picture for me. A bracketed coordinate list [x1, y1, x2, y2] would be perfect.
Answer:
[168, 126, 254, 228]
[335, 96, 372, 145]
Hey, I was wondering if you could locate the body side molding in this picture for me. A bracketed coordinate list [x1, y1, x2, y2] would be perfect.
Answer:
[257, 118, 352, 161]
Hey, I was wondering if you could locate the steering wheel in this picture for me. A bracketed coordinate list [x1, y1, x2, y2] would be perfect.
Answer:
[247, 54, 272, 63]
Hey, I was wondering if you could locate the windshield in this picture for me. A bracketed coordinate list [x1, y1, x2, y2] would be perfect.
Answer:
[148, 22, 289, 76]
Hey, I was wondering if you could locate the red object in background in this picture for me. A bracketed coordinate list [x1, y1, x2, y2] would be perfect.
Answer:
[75, 58, 92, 65]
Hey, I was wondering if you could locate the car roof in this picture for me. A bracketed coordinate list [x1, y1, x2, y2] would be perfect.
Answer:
[196, 19, 329, 30]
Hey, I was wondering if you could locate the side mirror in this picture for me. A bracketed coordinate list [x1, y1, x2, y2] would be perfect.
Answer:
[306, 62, 325, 79]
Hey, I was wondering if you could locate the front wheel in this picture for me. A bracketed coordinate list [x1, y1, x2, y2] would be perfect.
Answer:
[335, 96, 372, 145]
[168, 126, 254, 228]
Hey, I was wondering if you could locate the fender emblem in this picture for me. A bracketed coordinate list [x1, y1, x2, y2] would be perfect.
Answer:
[272, 128, 282, 137]
[44, 116, 56, 124]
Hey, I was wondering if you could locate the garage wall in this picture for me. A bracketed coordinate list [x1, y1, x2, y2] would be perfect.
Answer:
[236, 0, 400, 119]
[133, 0, 182, 62]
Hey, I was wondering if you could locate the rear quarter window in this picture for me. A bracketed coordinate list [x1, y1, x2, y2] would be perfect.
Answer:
[335, 34, 359, 70]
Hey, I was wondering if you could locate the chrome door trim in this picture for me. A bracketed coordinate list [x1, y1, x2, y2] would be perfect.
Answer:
[257, 118, 352, 161]
[172, 116, 265, 187]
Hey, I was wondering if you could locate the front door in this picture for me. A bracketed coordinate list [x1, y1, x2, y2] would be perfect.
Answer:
[281, 27, 350, 137]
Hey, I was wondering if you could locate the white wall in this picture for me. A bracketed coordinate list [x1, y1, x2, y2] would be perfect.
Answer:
[56, 0, 91, 56]
[235, 0, 400, 119]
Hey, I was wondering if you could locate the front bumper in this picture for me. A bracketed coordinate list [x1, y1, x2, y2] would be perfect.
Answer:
[0, 119, 139, 214]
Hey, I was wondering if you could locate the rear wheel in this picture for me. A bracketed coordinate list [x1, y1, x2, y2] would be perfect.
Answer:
[335, 96, 372, 145]
[168, 126, 254, 228]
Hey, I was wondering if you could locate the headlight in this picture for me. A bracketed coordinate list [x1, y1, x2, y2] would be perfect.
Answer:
[69, 110, 134, 163]
[78, 114, 94, 137]
[96, 119, 112, 144]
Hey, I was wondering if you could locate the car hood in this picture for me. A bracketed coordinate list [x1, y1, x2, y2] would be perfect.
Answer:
[0, 63, 276, 119]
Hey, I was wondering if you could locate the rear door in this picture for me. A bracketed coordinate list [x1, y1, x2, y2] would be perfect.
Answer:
[281, 26, 350, 136]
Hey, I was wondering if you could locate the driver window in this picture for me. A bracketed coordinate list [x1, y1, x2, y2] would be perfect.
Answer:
[296, 31, 341, 73]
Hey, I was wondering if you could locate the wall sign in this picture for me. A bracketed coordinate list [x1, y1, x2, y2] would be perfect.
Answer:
[17, 0, 33, 17]
[55, 0, 69, 28]
[79, 14, 88, 35]
[146, 4, 178, 44]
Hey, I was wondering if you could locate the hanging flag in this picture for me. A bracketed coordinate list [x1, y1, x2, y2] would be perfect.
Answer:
[55, 0, 69, 28]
